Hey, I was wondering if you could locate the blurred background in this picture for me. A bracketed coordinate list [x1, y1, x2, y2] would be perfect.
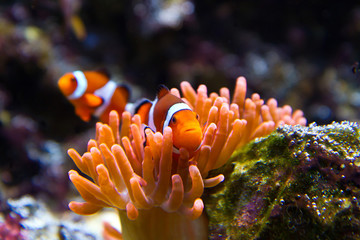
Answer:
[0, 0, 360, 238]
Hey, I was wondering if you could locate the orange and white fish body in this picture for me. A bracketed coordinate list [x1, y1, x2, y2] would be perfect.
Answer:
[58, 70, 129, 123]
[133, 85, 203, 156]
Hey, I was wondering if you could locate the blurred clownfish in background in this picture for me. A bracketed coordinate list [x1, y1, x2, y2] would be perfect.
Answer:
[58, 70, 130, 123]
[133, 85, 203, 157]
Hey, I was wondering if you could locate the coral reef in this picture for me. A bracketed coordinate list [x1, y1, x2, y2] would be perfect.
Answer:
[205, 121, 360, 239]
[67, 78, 306, 239]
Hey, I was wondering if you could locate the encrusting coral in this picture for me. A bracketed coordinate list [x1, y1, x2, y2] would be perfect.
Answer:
[67, 76, 306, 240]
[206, 121, 360, 239]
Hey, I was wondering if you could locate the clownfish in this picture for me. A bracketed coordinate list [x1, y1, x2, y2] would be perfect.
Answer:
[133, 85, 203, 156]
[58, 70, 129, 123]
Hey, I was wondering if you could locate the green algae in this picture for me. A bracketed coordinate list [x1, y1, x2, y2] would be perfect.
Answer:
[205, 121, 360, 240]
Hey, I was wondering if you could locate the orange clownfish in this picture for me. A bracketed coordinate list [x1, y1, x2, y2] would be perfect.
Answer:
[58, 70, 129, 123]
[133, 85, 203, 156]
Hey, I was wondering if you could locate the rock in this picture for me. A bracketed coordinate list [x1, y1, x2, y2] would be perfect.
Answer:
[5, 195, 101, 239]
[205, 121, 360, 240]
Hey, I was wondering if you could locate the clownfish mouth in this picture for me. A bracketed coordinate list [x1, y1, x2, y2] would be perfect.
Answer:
[185, 128, 197, 132]
[174, 128, 202, 153]
[172, 142, 202, 154]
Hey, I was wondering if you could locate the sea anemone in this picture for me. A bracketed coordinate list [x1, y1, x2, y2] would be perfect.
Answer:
[67, 77, 306, 240]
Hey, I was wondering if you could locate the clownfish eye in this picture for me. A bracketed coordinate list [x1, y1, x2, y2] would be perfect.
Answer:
[71, 77, 76, 82]
[171, 116, 177, 124]
[193, 112, 199, 120]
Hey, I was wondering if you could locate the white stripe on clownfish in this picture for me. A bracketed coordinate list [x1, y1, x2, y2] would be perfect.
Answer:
[162, 102, 192, 133]
[147, 98, 158, 132]
[93, 80, 118, 117]
[146, 101, 193, 155]
[68, 71, 88, 100]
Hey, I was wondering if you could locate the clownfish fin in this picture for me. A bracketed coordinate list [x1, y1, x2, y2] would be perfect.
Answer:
[75, 106, 92, 122]
[134, 98, 152, 124]
[117, 83, 131, 102]
[134, 98, 152, 113]
[95, 68, 111, 79]
[83, 93, 103, 107]
[156, 84, 170, 99]
[142, 124, 154, 147]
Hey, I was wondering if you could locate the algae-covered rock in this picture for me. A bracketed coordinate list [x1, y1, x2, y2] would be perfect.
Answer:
[205, 121, 360, 240]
